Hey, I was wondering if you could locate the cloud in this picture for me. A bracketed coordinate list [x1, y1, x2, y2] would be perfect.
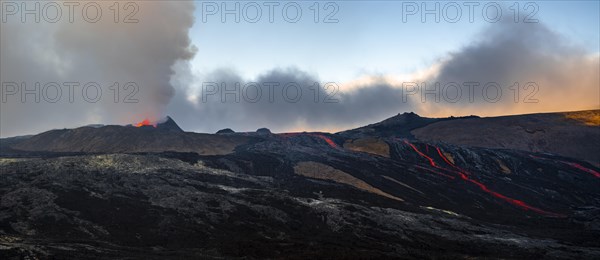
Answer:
[167, 15, 599, 133]
[169, 15, 599, 133]
[416, 18, 599, 117]
[2, 4, 597, 137]
[167, 67, 412, 133]
[1, 1, 196, 137]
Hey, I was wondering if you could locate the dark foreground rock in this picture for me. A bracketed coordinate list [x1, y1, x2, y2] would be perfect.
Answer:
[1, 139, 599, 259]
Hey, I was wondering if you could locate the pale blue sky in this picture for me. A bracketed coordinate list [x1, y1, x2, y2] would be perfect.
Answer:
[189, 1, 599, 83]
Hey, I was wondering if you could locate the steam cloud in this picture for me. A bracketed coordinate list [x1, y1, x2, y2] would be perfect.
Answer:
[0, 1, 196, 137]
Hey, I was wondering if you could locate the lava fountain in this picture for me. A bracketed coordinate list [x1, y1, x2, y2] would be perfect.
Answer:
[134, 118, 157, 128]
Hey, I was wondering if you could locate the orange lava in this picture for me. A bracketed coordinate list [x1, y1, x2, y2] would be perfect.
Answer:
[279, 133, 338, 149]
[404, 140, 437, 167]
[135, 118, 156, 128]
[311, 134, 338, 148]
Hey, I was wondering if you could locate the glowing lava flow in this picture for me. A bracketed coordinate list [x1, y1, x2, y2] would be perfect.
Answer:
[529, 155, 600, 179]
[279, 133, 338, 149]
[135, 119, 156, 128]
[404, 140, 565, 217]
[404, 140, 437, 167]
[455, 171, 565, 217]
[436, 147, 467, 174]
[403, 140, 454, 179]
[563, 162, 600, 178]
[311, 134, 338, 148]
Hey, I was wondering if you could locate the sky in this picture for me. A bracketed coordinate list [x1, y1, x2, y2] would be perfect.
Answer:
[189, 1, 600, 82]
[1, 0, 599, 137]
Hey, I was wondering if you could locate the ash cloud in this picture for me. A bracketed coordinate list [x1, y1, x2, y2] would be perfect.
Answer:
[417, 17, 599, 117]
[0, 1, 196, 137]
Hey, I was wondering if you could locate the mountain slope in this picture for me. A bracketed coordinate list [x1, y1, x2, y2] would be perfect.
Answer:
[1, 111, 599, 258]
[5, 118, 254, 156]
[411, 110, 600, 166]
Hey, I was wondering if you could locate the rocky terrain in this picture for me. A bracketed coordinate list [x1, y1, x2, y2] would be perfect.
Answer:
[5, 117, 254, 156]
[411, 110, 600, 166]
[1, 110, 599, 259]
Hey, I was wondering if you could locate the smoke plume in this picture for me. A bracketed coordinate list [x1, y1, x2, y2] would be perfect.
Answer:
[0, 1, 196, 137]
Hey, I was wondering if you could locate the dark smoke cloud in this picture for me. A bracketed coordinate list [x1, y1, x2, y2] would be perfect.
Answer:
[1, 1, 196, 137]
[168, 67, 411, 133]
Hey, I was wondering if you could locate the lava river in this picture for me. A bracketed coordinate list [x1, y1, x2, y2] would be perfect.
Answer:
[402, 140, 566, 217]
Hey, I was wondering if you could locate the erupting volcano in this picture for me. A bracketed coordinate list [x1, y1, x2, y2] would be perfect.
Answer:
[135, 118, 157, 128]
